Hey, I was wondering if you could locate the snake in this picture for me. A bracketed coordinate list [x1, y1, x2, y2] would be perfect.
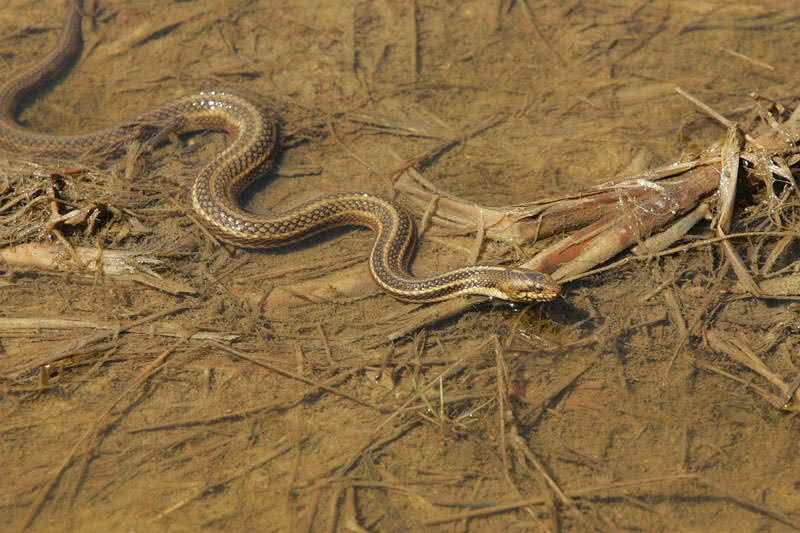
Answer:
[0, 0, 560, 304]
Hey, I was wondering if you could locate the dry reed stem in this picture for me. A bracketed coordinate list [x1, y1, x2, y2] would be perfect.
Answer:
[6, 304, 191, 378]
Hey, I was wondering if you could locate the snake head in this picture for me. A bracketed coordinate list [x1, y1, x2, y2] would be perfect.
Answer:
[499, 268, 561, 302]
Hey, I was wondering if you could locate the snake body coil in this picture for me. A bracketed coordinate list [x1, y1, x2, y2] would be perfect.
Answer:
[0, 0, 560, 303]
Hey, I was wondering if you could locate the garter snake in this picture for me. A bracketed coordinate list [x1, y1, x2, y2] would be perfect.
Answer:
[0, 0, 560, 303]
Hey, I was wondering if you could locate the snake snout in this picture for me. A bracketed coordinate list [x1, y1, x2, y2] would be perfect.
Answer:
[503, 269, 561, 302]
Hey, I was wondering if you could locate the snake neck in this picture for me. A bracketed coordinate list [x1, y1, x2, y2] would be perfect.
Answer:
[192, 185, 551, 304]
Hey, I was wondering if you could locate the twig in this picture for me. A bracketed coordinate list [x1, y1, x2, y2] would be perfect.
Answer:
[720, 47, 775, 71]
[675, 87, 761, 147]
[212, 341, 385, 412]
[9, 305, 192, 378]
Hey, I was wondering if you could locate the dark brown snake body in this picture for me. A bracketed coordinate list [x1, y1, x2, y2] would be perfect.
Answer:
[0, 0, 560, 303]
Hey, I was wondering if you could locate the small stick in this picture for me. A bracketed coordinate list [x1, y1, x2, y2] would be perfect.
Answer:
[328, 119, 378, 176]
[317, 323, 335, 366]
[493, 337, 511, 486]
[720, 47, 775, 71]
[469, 207, 485, 265]
[520, 0, 567, 67]
[11, 305, 191, 377]
[717, 126, 743, 234]
[662, 288, 689, 340]
[509, 426, 591, 528]
[418, 194, 439, 238]
[675, 87, 761, 147]
[715, 126, 761, 295]
[213, 341, 382, 411]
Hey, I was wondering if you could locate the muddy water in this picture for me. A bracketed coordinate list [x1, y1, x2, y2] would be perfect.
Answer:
[2, 1, 799, 531]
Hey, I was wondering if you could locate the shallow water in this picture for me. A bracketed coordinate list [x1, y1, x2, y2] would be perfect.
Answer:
[2, 0, 800, 530]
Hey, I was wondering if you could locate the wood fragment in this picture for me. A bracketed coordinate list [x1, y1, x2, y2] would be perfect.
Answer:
[720, 47, 775, 71]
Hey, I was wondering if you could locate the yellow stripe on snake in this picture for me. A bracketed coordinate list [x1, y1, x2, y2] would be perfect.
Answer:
[0, 0, 560, 304]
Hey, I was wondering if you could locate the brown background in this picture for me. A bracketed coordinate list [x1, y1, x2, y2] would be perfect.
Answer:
[2, 0, 800, 531]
